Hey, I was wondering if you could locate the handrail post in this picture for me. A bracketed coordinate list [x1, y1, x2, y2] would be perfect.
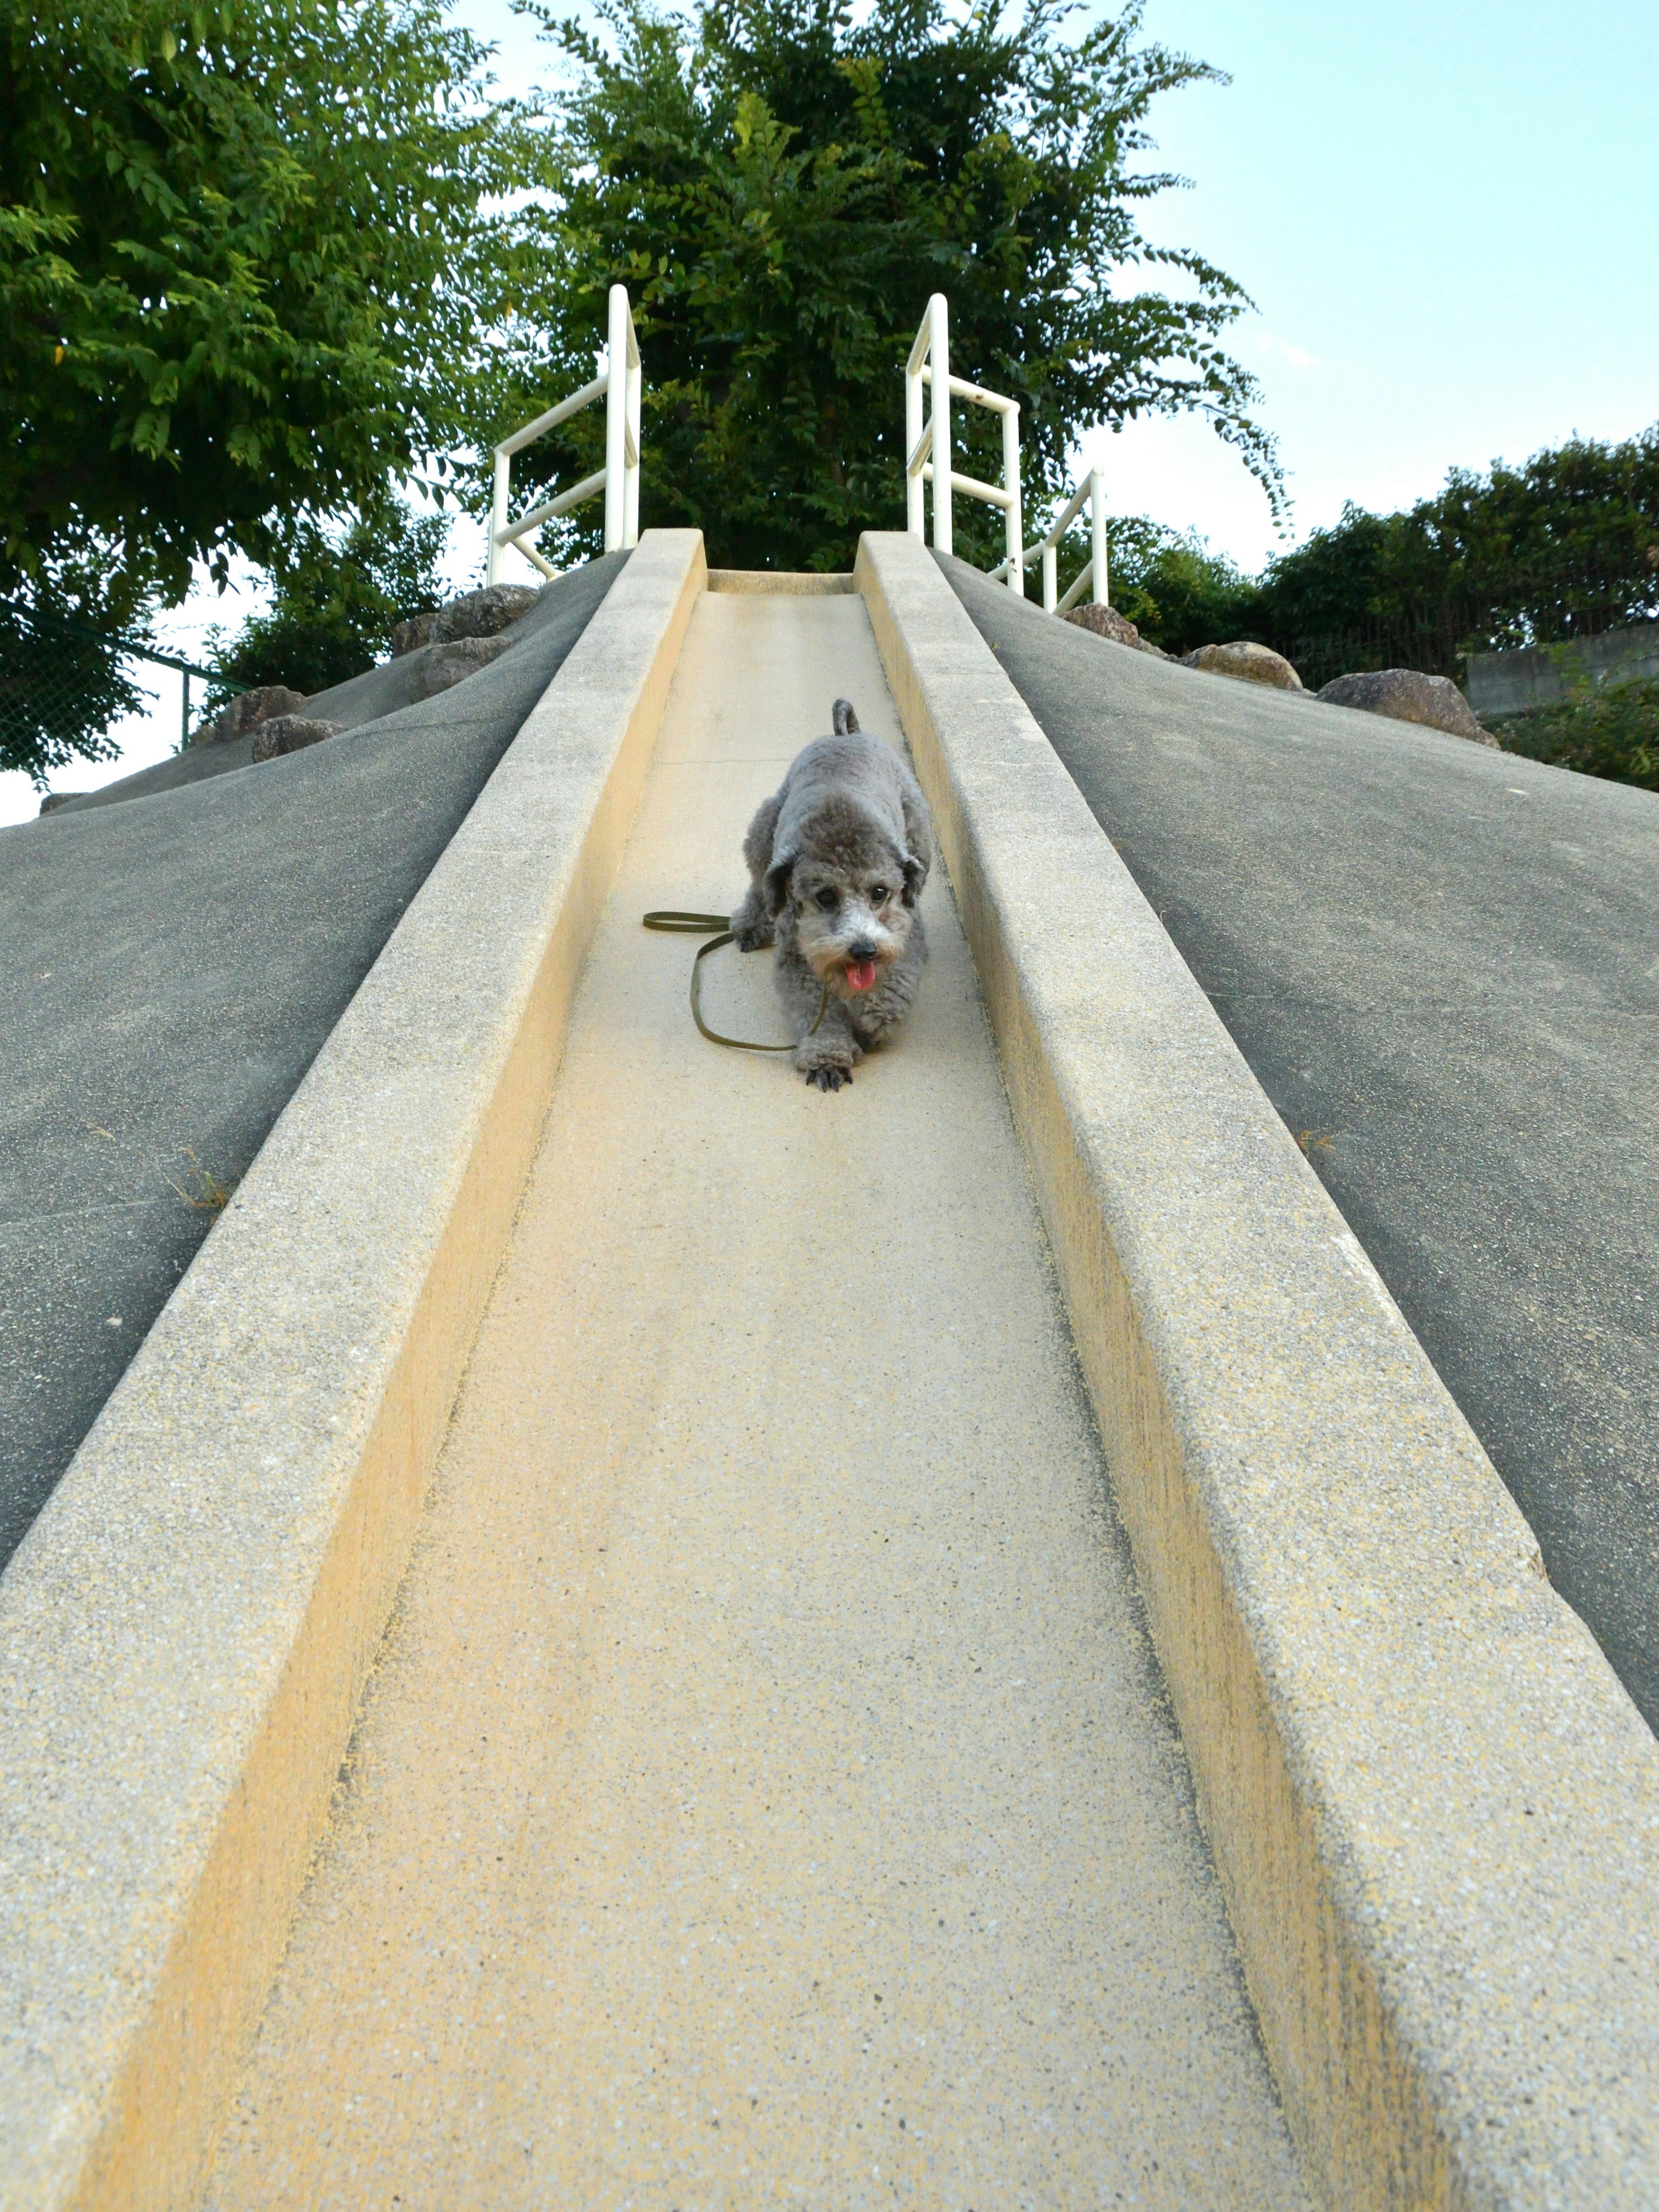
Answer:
[1002, 405, 1023, 593]
[604, 283, 629, 554]
[928, 293, 952, 558]
[905, 330, 925, 539]
[623, 318, 642, 549]
[1090, 466, 1108, 606]
[487, 446, 510, 587]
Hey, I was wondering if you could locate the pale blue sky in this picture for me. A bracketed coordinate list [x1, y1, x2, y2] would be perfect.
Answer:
[11, 0, 1653, 817]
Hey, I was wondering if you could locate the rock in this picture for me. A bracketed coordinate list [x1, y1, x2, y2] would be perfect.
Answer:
[1317, 668, 1499, 746]
[1181, 641, 1304, 690]
[389, 609, 440, 657]
[37, 793, 73, 815]
[1065, 602, 1142, 648]
[195, 683, 308, 745]
[391, 583, 542, 658]
[407, 634, 515, 701]
[250, 715, 341, 763]
[1061, 602, 1174, 660]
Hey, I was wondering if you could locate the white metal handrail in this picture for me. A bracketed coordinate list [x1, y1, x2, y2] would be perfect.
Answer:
[904, 294, 1023, 590]
[989, 466, 1109, 615]
[486, 283, 642, 585]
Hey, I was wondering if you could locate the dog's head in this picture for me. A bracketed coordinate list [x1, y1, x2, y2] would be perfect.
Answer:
[765, 800, 922, 998]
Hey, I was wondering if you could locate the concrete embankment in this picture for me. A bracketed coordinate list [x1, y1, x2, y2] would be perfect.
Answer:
[939, 550, 1659, 1733]
[0, 552, 627, 1573]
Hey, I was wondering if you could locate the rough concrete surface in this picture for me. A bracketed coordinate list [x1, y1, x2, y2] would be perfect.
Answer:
[861, 534, 1659, 2209]
[204, 585, 1309, 2212]
[0, 537, 702, 2212]
[44, 573, 598, 821]
[0, 553, 625, 1574]
[943, 551, 1659, 1734]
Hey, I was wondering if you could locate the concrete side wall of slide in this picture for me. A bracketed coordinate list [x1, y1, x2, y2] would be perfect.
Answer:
[0, 534, 704, 2212]
[857, 530, 1659, 2210]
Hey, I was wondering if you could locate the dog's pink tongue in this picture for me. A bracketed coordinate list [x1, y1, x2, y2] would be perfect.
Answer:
[846, 959, 877, 992]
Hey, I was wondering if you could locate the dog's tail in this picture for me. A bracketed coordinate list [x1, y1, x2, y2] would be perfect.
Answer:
[832, 697, 860, 736]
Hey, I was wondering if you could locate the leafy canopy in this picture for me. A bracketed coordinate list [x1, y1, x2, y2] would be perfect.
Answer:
[1252, 427, 1659, 689]
[1, 0, 536, 614]
[501, 0, 1283, 572]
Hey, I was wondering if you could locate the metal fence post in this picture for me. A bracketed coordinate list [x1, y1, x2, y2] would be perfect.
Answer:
[1002, 407, 1023, 592]
[1090, 467, 1108, 607]
[623, 319, 642, 549]
[905, 334, 926, 540]
[928, 293, 952, 559]
[604, 283, 629, 554]
[487, 448, 510, 587]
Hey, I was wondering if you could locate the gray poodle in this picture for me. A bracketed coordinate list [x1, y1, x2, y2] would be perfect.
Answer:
[730, 701, 934, 1092]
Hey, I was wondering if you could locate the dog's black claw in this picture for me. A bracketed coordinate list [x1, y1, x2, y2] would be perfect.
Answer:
[806, 1066, 851, 1092]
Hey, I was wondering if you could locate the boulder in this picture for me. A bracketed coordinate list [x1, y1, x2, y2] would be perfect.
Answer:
[407, 634, 515, 701]
[1317, 668, 1499, 747]
[391, 583, 543, 658]
[195, 683, 308, 745]
[250, 715, 341, 763]
[1064, 602, 1141, 648]
[1062, 602, 1174, 660]
[1181, 640, 1303, 690]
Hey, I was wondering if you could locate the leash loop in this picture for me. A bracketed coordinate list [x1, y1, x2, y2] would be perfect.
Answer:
[642, 911, 828, 1052]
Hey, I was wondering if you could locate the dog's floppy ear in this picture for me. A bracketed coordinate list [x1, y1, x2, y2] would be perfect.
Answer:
[764, 847, 798, 916]
[900, 848, 928, 907]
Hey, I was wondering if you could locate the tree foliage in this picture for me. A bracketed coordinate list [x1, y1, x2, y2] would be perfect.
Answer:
[499, 0, 1282, 572]
[1, 0, 535, 613]
[1253, 428, 1659, 690]
[1092, 515, 1256, 656]
[0, 565, 157, 782]
[203, 498, 450, 702]
[1490, 676, 1659, 795]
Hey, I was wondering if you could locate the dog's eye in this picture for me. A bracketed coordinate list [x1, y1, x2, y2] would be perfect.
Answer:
[869, 884, 888, 905]
[816, 887, 838, 912]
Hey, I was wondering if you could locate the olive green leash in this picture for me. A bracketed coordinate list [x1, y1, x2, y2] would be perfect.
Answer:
[642, 911, 829, 1052]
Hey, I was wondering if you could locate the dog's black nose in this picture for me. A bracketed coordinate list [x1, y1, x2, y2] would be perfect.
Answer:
[848, 937, 877, 961]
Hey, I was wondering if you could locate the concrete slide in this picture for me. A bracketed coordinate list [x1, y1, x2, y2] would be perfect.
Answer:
[8, 540, 1656, 2212]
[199, 578, 1308, 2208]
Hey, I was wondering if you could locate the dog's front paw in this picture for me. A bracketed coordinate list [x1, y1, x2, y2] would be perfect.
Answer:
[732, 918, 774, 953]
[805, 1064, 852, 1093]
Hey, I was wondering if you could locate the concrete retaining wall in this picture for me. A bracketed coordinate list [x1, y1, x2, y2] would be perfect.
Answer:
[0, 533, 705, 2212]
[856, 530, 1659, 2209]
[1467, 618, 1659, 717]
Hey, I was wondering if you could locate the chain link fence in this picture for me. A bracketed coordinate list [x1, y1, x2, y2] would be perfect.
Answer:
[0, 604, 243, 792]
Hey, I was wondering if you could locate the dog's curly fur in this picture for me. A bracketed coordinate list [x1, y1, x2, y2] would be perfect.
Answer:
[730, 700, 934, 1092]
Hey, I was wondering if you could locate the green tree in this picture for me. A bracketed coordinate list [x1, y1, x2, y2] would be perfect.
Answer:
[2, 0, 537, 767]
[498, 0, 1283, 573]
[0, 559, 157, 783]
[203, 496, 450, 703]
[1095, 515, 1260, 655]
[1253, 429, 1659, 690]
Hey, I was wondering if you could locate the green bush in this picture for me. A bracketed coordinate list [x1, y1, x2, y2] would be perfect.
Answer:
[1491, 678, 1659, 793]
[1252, 428, 1659, 690]
[1095, 516, 1261, 656]
[203, 500, 448, 706]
